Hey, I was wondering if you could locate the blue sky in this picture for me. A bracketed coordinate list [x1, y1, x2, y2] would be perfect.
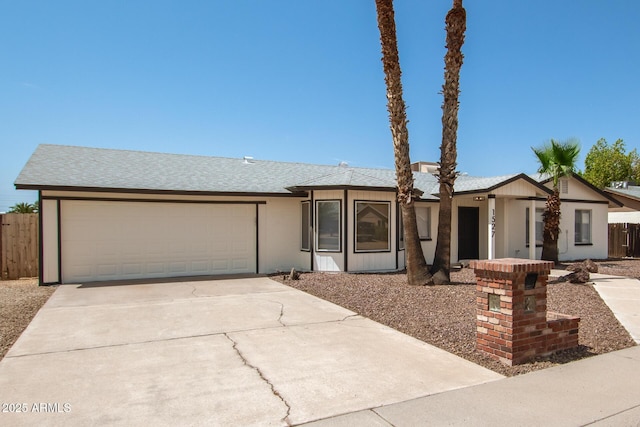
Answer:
[1, 0, 639, 212]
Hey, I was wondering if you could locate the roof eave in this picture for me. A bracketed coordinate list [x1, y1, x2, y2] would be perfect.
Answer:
[17, 184, 308, 198]
[286, 184, 409, 194]
[448, 174, 553, 197]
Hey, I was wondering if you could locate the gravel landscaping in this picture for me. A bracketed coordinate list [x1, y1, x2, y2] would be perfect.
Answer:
[1, 259, 637, 377]
[275, 259, 638, 377]
[0, 278, 56, 360]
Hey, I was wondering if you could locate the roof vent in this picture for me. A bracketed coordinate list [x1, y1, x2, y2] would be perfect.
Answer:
[612, 181, 632, 189]
[338, 161, 349, 167]
[243, 156, 254, 164]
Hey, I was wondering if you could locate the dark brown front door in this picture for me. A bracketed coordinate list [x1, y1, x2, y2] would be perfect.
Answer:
[458, 207, 479, 260]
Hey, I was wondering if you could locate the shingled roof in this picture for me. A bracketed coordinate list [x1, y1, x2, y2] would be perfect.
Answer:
[15, 144, 544, 200]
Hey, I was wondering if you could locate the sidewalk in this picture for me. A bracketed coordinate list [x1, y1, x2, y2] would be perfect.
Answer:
[299, 271, 640, 427]
[588, 271, 640, 344]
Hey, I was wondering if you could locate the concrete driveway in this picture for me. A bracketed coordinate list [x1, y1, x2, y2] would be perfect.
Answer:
[0, 276, 501, 426]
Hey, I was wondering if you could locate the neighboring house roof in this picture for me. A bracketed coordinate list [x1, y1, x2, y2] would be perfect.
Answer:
[14, 144, 554, 200]
[607, 186, 640, 199]
[604, 185, 640, 211]
[357, 204, 389, 223]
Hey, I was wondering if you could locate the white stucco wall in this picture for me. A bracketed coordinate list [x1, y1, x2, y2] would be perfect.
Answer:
[41, 198, 59, 283]
[505, 198, 609, 261]
[258, 198, 310, 274]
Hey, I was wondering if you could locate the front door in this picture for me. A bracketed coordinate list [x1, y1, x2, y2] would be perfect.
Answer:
[458, 207, 479, 260]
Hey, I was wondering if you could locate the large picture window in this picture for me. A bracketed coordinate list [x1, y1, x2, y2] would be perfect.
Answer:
[355, 201, 390, 252]
[525, 207, 544, 247]
[575, 209, 592, 244]
[315, 200, 341, 252]
[301, 201, 310, 251]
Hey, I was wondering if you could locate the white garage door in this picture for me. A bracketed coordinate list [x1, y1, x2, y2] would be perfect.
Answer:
[61, 200, 257, 283]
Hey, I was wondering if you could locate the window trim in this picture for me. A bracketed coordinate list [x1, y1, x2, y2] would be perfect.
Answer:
[354, 200, 391, 253]
[398, 206, 404, 251]
[315, 200, 342, 252]
[301, 201, 311, 252]
[525, 207, 544, 248]
[415, 205, 432, 241]
[575, 209, 592, 245]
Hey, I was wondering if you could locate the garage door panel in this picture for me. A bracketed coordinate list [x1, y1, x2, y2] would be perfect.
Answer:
[97, 264, 118, 277]
[61, 201, 256, 283]
[122, 263, 143, 275]
[147, 263, 166, 275]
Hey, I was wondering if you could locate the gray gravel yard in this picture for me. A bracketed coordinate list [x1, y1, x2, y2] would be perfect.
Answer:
[276, 259, 638, 377]
[0, 278, 55, 360]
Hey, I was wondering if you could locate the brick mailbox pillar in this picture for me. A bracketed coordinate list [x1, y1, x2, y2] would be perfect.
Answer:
[470, 258, 580, 366]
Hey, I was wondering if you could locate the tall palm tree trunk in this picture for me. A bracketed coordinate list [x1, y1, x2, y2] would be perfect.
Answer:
[375, 0, 432, 285]
[431, 0, 466, 284]
[542, 189, 561, 262]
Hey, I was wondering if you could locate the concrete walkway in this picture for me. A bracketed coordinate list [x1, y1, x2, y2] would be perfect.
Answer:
[588, 272, 640, 344]
[0, 276, 501, 426]
[301, 270, 640, 427]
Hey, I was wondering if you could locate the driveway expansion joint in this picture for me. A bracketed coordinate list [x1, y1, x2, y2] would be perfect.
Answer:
[581, 403, 640, 426]
[224, 333, 292, 426]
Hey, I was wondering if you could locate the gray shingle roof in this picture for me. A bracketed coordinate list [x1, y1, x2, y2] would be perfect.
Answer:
[452, 174, 522, 193]
[14, 144, 535, 200]
[606, 185, 640, 201]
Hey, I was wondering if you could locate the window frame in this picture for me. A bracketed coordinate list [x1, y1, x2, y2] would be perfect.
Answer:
[415, 205, 432, 240]
[575, 209, 592, 245]
[301, 201, 311, 252]
[315, 200, 342, 252]
[525, 207, 544, 248]
[354, 200, 391, 253]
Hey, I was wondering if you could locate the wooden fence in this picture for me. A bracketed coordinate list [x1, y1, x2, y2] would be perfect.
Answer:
[609, 223, 640, 258]
[0, 213, 39, 280]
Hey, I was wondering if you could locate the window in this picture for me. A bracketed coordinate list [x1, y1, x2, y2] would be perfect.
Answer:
[575, 209, 592, 244]
[301, 201, 310, 251]
[315, 200, 341, 252]
[355, 201, 390, 252]
[525, 207, 544, 247]
[415, 206, 431, 239]
[398, 206, 430, 248]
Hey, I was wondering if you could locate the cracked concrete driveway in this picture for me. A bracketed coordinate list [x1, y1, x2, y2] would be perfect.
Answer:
[0, 276, 502, 426]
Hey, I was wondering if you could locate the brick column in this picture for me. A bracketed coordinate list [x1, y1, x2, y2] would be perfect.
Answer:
[471, 258, 580, 366]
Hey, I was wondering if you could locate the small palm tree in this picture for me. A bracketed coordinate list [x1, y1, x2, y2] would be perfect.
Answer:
[7, 202, 37, 214]
[532, 139, 580, 262]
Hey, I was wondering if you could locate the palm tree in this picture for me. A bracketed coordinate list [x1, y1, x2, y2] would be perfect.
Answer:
[532, 139, 580, 262]
[7, 202, 37, 214]
[375, 0, 432, 285]
[431, 0, 466, 284]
